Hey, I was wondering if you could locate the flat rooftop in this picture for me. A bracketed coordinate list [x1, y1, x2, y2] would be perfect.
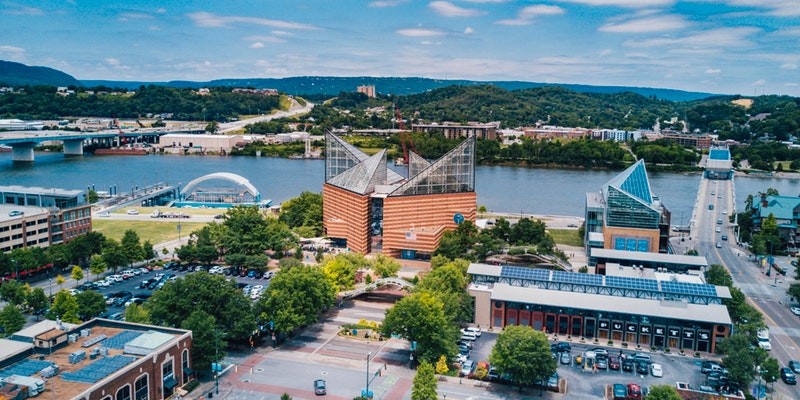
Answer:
[0, 204, 50, 223]
[0, 320, 187, 400]
[590, 248, 709, 268]
[0, 185, 84, 198]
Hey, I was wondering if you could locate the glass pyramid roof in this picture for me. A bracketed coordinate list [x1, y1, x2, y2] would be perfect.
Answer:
[389, 135, 475, 196]
[604, 159, 653, 205]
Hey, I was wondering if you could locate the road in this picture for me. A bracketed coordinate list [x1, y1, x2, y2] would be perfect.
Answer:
[218, 98, 315, 133]
[683, 176, 800, 399]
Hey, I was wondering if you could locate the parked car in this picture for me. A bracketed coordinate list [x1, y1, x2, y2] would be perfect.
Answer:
[109, 274, 124, 283]
[139, 267, 150, 274]
[596, 356, 608, 370]
[263, 271, 275, 280]
[591, 348, 609, 357]
[791, 307, 800, 316]
[636, 361, 649, 375]
[314, 379, 326, 395]
[612, 384, 627, 400]
[457, 340, 473, 350]
[627, 383, 643, 399]
[608, 355, 620, 370]
[464, 327, 481, 337]
[460, 360, 475, 377]
[781, 367, 797, 385]
[702, 361, 724, 374]
[650, 363, 663, 377]
[209, 266, 223, 274]
[554, 342, 571, 353]
[108, 312, 124, 321]
[560, 352, 571, 365]
[126, 209, 139, 215]
[622, 357, 634, 372]
[487, 367, 500, 381]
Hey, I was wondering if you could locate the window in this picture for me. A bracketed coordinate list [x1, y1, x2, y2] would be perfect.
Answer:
[134, 374, 148, 400]
[116, 385, 131, 400]
[182, 349, 190, 384]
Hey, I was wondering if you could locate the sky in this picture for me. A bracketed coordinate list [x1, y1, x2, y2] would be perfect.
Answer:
[1, 1, 798, 96]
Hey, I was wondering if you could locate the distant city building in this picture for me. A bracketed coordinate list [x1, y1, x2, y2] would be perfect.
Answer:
[412, 122, 499, 141]
[585, 160, 671, 255]
[356, 85, 376, 98]
[0, 319, 193, 400]
[520, 125, 590, 140]
[0, 185, 92, 252]
[196, 88, 210, 95]
[591, 129, 642, 142]
[662, 133, 712, 149]
[232, 88, 278, 96]
[705, 147, 733, 179]
[0, 119, 44, 130]
[323, 132, 476, 257]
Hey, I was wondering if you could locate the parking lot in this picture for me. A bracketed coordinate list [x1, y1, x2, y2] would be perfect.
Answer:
[460, 332, 733, 399]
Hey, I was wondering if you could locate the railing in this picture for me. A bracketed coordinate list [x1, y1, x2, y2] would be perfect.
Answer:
[342, 277, 415, 299]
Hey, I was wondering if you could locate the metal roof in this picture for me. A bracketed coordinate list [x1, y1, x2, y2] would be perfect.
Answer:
[590, 248, 709, 267]
[12, 320, 78, 341]
[0, 339, 33, 361]
[124, 331, 174, 355]
[0, 185, 83, 197]
[489, 283, 732, 325]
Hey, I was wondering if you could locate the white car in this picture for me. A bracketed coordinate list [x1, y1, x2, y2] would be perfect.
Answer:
[715, 227, 721, 233]
[464, 327, 482, 337]
[98, 211, 110, 217]
[209, 266, 223, 274]
[651, 363, 663, 377]
[127, 209, 139, 215]
[139, 267, 150, 274]
[110, 274, 124, 282]
[791, 307, 800, 316]
[95, 280, 110, 288]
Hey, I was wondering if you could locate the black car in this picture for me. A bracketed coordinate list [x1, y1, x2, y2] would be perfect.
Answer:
[178, 264, 188, 272]
[622, 357, 634, 372]
[114, 294, 132, 307]
[147, 280, 160, 290]
[555, 342, 571, 353]
[781, 367, 797, 385]
[789, 360, 800, 374]
[636, 361, 649, 375]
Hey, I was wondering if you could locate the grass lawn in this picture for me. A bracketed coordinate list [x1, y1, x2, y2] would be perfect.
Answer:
[549, 229, 584, 247]
[92, 220, 208, 244]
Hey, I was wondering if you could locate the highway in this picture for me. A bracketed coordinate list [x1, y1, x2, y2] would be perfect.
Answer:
[217, 97, 314, 133]
[681, 176, 800, 398]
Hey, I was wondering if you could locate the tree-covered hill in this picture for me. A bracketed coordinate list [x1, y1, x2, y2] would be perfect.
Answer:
[0, 60, 81, 87]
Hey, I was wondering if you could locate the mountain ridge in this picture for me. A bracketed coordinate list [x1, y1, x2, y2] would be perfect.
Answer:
[0, 60, 82, 87]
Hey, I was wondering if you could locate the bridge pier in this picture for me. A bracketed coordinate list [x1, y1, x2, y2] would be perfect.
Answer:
[63, 139, 84, 156]
[10, 143, 35, 162]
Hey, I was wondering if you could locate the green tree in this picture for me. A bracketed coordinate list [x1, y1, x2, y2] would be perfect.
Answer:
[321, 254, 363, 292]
[87, 189, 99, 204]
[48, 290, 81, 323]
[371, 254, 401, 278]
[55, 275, 65, 290]
[761, 357, 780, 385]
[26, 288, 49, 317]
[278, 191, 323, 237]
[125, 304, 151, 324]
[0, 279, 29, 306]
[256, 265, 335, 338]
[147, 273, 255, 342]
[705, 264, 733, 287]
[416, 262, 472, 323]
[71, 265, 84, 283]
[0, 304, 26, 336]
[280, 394, 292, 400]
[719, 333, 767, 390]
[412, 361, 438, 400]
[489, 325, 557, 392]
[102, 239, 129, 273]
[89, 255, 107, 281]
[142, 240, 155, 261]
[645, 384, 682, 400]
[75, 290, 106, 320]
[121, 230, 145, 266]
[181, 310, 226, 372]
[205, 121, 219, 134]
[381, 292, 457, 363]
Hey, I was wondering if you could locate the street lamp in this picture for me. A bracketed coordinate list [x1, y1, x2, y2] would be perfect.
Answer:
[362, 352, 373, 399]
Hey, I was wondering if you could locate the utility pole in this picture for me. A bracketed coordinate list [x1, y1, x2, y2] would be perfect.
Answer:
[362, 352, 373, 399]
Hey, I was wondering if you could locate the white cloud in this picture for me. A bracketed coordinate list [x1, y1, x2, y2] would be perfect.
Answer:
[599, 14, 689, 33]
[396, 28, 446, 37]
[464, 26, 474, 34]
[623, 27, 759, 49]
[243, 35, 287, 44]
[781, 63, 797, 70]
[272, 30, 292, 36]
[187, 12, 317, 30]
[705, 68, 721, 74]
[420, 40, 442, 45]
[429, 1, 484, 17]
[155, 8, 166, 14]
[0, 45, 25, 61]
[723, 0, 800, 17]
[149, 26, 160, 31]
[119, 12, 153, 20]
[753, 79, 766, 86]
[105, 58, 120, 66]
[250, 42, 264, 49]
[368, 0, 405, 7]
[598, 49, 613, 56]
[463, 0, 509, 3]
[555, 0, 673, 7]
[777, 27, 800, 36]
[786, 83, 799, 87]
[2, 2, 43, 15]
[497, 5, 564, 26]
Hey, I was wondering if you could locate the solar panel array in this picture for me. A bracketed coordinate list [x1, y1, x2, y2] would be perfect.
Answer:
[605, 275, 659, 292]
[501, 266, 550, 281]
[0, 360, 55, 379]
[497, 266, 721, 300]
[61, 355, 136, 384]
[661, 281, 718, 297]
[552, 271, 603, 286]
[104, 331, 144, 349]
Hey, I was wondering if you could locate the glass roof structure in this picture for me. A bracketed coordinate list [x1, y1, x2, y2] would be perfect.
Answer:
[325, 132, 475, 197]
[602, 160, 662, 229]
[709, 149, 730, 160]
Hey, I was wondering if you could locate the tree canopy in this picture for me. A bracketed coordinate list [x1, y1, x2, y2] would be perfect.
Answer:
[489, 325, 556, 391]
[255, 265, 335, 338]
[381, 292, 457, 363]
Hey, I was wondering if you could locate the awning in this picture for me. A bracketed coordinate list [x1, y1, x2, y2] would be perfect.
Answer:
[164, 376, 178, 390]
[183, 367, 193, 376]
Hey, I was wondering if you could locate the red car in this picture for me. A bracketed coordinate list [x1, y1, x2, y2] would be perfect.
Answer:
[609, 355, 620, 370]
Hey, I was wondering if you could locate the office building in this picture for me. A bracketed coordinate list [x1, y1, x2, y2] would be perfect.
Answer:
[412, 122, 499, 141]
[323, 132, 476, 258]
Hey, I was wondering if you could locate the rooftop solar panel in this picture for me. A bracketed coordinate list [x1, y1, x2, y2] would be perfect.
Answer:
[660, 281, 717, 297]
[500, 266, 549, 281]
[104, 331, 144, 349]
[0, 360, 56, 379]
[552, 271, 602, 286]
[605, 275, 659, 292]
[61, 355, 136, 384]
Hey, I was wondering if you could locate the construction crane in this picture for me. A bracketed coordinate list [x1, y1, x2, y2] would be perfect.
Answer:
[394, 105, 415, 165]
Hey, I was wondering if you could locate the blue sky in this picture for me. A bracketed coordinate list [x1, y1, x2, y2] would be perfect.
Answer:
[1, 1, 798, 96]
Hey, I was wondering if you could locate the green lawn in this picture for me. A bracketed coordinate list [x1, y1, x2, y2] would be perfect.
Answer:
[549, 229, 584, 247]
[92, 220, 208, 244]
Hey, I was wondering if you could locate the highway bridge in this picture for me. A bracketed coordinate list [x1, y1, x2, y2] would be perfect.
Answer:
[0, 127, 204, 162]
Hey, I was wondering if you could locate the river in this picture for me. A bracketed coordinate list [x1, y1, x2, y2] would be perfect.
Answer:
[2, 152, 800, 221]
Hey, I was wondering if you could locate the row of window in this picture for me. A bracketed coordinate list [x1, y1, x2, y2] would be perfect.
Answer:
[104, 349, 190, 400]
